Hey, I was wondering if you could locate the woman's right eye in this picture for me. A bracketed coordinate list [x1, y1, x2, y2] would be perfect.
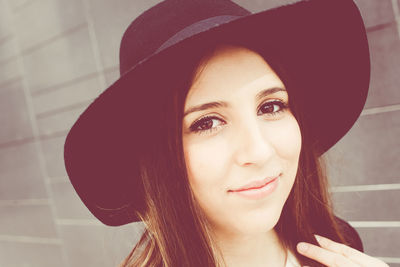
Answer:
[189, 116, 226, 134]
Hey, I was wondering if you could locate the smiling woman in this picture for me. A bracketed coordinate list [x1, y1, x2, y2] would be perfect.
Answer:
[182, 45, 302, 266]
[63, 0, 387, 266]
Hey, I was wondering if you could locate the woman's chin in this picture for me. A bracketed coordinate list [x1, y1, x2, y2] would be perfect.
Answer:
[220, 210, 282, 237]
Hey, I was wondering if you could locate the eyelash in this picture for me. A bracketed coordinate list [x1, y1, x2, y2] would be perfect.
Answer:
[189, 100, 289, 135]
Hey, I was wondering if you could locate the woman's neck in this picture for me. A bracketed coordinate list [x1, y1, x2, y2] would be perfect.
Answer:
[213, 228, 287, 267]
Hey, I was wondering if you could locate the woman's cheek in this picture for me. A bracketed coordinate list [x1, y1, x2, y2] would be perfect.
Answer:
[184, 135, 231, 192]
[267, 116, 302, 160]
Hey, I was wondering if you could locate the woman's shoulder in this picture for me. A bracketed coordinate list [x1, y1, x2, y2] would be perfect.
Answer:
[334, 216, 364, 252]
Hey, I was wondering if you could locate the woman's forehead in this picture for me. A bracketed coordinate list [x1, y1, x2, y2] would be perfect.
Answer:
[185, 45, 286, 105]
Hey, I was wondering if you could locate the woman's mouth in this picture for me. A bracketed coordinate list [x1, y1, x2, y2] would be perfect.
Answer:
[228, 174, 280, 200]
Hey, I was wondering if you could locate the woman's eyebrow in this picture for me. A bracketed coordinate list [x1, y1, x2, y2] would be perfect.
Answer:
[184, 101, 228, 117]
[255, 87, 286, 101]
[183, 87, 286, 117]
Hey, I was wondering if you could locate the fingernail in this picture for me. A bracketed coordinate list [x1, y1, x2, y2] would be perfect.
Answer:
[297, 242, 309, 253]
[314, 234, 322, 243]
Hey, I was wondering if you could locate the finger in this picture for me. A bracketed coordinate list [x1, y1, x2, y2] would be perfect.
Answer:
[314, 235, 365, 260]
[314, 235, 389, 267]
[297, 242, 360, 267]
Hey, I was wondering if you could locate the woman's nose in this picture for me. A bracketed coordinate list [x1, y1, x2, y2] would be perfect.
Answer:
[233, 117, 275, 167]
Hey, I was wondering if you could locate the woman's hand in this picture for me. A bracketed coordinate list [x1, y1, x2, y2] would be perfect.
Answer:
[296, 234, 389, 267]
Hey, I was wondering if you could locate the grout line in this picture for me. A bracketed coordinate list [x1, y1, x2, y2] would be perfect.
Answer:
[36, 100, 92, 119]
[0, 136, 35, 149]
[104, 64, 119, 74]
[31, 71, 98, 97]
[377, 257, 400, 264]
[23, 63, 118, 98]
[349, 221, 400, 228]
[0, 235, 62, 245]
[360, 103, 400, 116]
[0, 76, 21, 88]
[10, 0, 37, 13]
[56, 219, 103, 226]
[82, 0, 107, 92]
[30, 64, 119, 97]
[0, 131, 70, 150]
[21, 22, 88, 56]
[45, 176, 70, 184]
[0, 34, 13, 45]
[38, 130, 68, 140]
[36, 131, 69, 144]
[0, 130, 68, 151]
[0, 54, 18, 65]
[332, 183, 400, 192]
[366, 21, 396, 33]
[0, 199, 49, 206]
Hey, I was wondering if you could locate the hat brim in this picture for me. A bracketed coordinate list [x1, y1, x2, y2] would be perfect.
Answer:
[64, 0, 370, 226]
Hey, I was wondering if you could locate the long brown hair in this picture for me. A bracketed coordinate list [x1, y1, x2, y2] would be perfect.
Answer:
[120, 41, 350, 267]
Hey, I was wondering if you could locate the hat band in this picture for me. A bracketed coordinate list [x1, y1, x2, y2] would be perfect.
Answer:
[157, 15, 241, 53]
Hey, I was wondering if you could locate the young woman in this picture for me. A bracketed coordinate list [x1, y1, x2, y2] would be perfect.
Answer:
[64, 0, 388, 266]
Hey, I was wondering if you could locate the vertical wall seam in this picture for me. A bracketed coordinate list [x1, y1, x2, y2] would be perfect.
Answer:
[3, 0, 70, 266]
[392, 0, 400, 38]
[82, 0, 107, 93]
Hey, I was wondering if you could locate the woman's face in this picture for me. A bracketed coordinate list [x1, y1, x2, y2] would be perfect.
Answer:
[182, 45, 302, 237]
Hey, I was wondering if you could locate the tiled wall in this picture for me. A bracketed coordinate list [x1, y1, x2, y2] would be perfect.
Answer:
[0, 0, 398, 266]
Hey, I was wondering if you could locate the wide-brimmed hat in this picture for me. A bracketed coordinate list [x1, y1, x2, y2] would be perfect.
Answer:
[64, 0, 370, 226]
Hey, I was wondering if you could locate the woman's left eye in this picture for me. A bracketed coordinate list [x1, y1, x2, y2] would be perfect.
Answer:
[189, 115, 226, 134]
[257, 100, 288, 116]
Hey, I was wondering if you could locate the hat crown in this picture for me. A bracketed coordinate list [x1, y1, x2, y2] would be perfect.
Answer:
[119, 0, 250, 75]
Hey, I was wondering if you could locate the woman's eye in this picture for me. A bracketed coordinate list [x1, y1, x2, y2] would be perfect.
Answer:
[257, 100, 288, 116]
[188, 101, 287, 135]
[189, 116, 225, 134]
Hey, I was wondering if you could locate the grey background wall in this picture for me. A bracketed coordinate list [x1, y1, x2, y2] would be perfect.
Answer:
[0, 0, 399, 266]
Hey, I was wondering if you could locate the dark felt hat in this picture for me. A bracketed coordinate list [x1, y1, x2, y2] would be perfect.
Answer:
[64, 0, 370, 226]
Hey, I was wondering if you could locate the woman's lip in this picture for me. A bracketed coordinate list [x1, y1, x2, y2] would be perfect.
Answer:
[229, 176, 280, 200]
[229, 174, 281, 192]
